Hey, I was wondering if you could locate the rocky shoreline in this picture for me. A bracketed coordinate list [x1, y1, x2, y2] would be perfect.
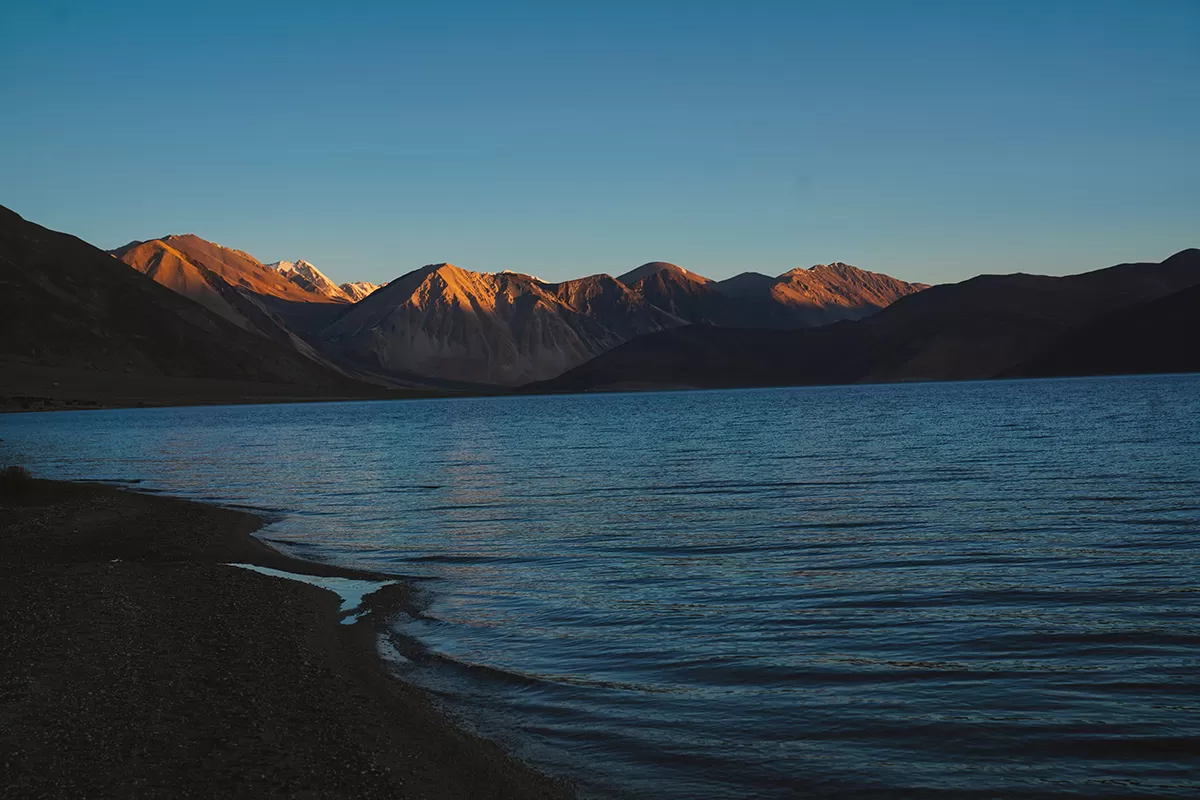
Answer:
[0, 478, 571, 798]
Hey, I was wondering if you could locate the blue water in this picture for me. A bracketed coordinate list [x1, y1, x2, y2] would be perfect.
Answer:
[3, 375, 1199, 798]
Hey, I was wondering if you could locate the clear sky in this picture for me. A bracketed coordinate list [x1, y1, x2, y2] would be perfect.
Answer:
[2, 1, 1197, 286]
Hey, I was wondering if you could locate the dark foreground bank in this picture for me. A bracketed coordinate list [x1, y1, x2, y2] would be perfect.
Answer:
[0, 478, 571, 798]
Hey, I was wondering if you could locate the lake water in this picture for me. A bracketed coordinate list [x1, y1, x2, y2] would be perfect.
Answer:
[3, 375, 1199, 798]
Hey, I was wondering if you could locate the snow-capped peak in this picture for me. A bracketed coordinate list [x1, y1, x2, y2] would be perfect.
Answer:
[267, 259, 351, 301]
[339, 281, 383, 302]
[497, 269, 548, 282]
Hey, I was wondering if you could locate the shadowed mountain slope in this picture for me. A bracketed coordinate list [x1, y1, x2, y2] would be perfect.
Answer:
[527, 250, 1200, 392]
[0, 205, 370, 393]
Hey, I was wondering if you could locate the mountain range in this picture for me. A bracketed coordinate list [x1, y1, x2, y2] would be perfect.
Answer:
[2, 200, 1196, 409]
[108, 233, 927, 386]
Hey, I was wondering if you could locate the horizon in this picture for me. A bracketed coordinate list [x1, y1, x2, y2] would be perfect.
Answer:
[2, 1, 1198, 285]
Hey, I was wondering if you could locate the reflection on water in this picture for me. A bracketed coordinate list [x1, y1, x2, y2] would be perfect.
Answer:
[4, 375, 1200, 798]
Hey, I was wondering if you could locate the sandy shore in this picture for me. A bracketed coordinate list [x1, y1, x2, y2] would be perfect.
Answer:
[0, 478, 572, 798]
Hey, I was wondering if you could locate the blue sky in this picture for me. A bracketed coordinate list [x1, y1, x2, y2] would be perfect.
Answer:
[2, 0, 1197, 285]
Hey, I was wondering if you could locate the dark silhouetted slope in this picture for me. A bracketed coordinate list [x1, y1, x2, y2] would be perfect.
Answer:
[1014, 273, 1200, 378]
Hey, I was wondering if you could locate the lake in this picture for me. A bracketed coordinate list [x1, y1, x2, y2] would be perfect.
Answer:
[3, 375, 1198, 798]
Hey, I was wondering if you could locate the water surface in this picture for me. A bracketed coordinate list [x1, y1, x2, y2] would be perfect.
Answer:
[3, 376, 1199, 797]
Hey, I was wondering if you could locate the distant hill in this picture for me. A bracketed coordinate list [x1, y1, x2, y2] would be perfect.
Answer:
[528, 250, 1200, 392]
[0, 205, 374, 406]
